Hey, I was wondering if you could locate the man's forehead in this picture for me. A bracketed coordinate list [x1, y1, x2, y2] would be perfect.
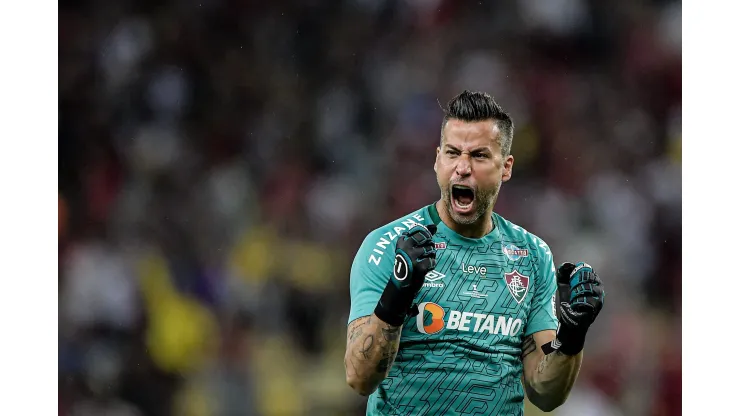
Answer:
[442, 119, 501, 148]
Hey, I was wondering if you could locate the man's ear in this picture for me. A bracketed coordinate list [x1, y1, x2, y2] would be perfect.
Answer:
[434, 146, 441, 173]
[502, 154, 514, 182]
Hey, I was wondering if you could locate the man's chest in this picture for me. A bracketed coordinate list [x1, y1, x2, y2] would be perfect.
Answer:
[411, 241, 537, 337]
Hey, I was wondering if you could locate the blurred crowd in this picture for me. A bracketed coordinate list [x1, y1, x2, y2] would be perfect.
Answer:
[58, 0, 681, 415]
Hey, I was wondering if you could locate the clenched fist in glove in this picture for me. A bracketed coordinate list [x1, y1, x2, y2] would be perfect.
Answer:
[543, 262, 605, 356]
[374, 224, 438, 326]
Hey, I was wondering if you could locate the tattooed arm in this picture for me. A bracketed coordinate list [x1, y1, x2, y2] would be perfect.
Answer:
[344, 314, 402, 396]
[520, 330, 583, 412]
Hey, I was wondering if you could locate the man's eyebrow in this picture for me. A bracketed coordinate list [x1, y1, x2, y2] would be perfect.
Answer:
[469, 147, 491, 153]
[443, 145, 493, 153]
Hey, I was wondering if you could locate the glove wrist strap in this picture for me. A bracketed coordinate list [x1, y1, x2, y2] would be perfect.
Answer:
[544, 323, 586, 356]
[374, 279, 417, 327]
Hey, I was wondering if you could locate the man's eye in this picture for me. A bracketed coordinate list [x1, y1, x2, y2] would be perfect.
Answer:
[473, 153, 488, 159]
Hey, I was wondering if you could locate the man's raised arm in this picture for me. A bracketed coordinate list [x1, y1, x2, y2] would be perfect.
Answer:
[344, 224, 437, 396]
[344, 314, 402, 396]
[521, 330, 582, 411]
[521, 262, 605, 412]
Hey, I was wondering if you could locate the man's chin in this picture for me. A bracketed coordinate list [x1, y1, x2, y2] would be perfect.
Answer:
[446, 199, 481, 225]
[450, 211, 480, 225]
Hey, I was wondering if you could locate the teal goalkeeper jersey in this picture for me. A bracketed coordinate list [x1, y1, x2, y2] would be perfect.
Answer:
[348, 203, 559, 416]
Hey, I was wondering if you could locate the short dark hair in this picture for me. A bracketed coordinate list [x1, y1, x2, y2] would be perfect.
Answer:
[440, 90, 514, 156]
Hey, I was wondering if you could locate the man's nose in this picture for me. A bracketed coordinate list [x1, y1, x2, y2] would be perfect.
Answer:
[455, 155, 472, 177]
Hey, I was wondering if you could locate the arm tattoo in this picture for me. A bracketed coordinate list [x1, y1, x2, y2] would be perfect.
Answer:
[376, 325, 401, 375]
[345, 315, 404, 391]
[347, 316, 370, 346]
[349, 324, 364, 344]
[360, 335, 375, 360]
[376, 348, 397, 373]
[381, 325, 401, 342]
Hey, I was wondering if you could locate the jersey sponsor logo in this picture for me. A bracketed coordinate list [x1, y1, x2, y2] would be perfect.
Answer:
[504, 270, 530, 304]
[416, 302, 523, 336]
[393, 254, 409, 281]
[423, 270, 446, 288]
[367, 214, 426, 266]
[503, 244, 529, 261]
[417, 302, 446, 334]
[460, 262, 487, 277]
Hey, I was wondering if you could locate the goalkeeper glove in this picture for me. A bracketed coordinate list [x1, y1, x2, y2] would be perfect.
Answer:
[543, 262, 605, 356]
[374, 224, 438, 326]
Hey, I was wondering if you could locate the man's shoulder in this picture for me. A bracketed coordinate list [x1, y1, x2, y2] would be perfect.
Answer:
[365, 205, 434, 240]
[494, 213, 552, 258]
[355, 205, 434, 266]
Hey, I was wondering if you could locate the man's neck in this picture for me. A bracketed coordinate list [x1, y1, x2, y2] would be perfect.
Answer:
[434, 200, 494, 239]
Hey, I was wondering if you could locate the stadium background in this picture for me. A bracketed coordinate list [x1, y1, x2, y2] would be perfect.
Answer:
[58, 0, 681, 415]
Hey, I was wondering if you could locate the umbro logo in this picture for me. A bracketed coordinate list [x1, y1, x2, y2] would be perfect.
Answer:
[425, 270, 446, 282]
[423, 270, 446, 288]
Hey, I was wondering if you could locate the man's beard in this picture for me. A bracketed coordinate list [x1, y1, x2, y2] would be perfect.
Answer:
[442, 182, 500, 225]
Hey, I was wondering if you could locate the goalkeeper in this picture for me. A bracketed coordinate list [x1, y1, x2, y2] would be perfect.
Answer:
[345, 90, 605, 415]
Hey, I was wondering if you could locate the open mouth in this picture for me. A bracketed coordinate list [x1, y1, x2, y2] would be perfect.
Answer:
[451, 184, 475, 212]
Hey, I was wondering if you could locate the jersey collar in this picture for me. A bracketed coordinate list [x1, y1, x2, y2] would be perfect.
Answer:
[427, 202, 501, 246]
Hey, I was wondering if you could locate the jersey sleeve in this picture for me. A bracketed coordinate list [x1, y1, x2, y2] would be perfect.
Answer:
[348, 230, 394, 324]
[524, 242, 558, 336]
